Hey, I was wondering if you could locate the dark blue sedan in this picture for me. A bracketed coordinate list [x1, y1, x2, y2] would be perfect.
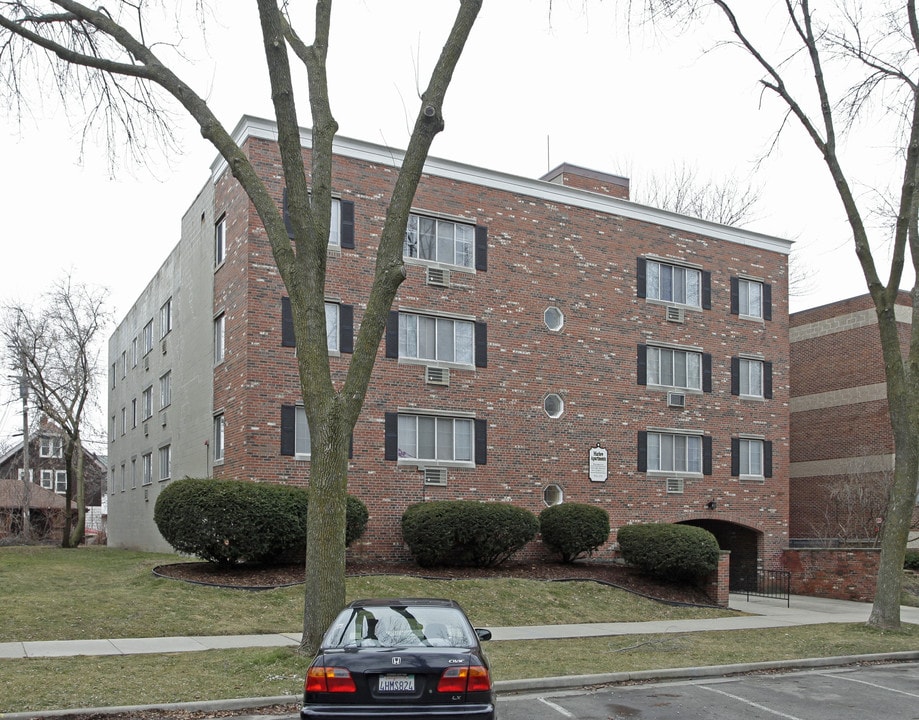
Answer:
[301, 597, 496, 719]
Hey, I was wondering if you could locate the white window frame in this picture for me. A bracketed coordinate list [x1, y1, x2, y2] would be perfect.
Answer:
[294, 406, 312, 458]
[160, 298, 173, 339]
[737, 278, 763, 319]
[39, 436, 63, 458]
[213, 414, 225, 463]
[142, 386, 153, 420]
[214, 313, 226, 365]
[131, 337, 138, 367]
[120, 407, 127, 436]
[544, 306, 564, 332]
[215, 215, 227, 267]
[54, 469, 67, 494]
[739, 357, 764, 398]
[646, 345, 702, 391]
[738, 438, 764, 478]
[543, 484, 564, 506]
[40, 469, 53, 489]
[397, 413, 474, 466]
[121, 350, 127, 378]
[544, 393, 564, 418]
[159, 371, 171, 409]
[327, 198, 341, 248]
[131, 458, 137, 489]
[403, 214, 474, 269]
[398, 312, 474, 366]
[159, 445, 171, 481]
[325, 302, 340, 354]
[646, 431, 703, 475]
[142, 453, 153, 486]
[143, 320, 154, 355]
[645, 259, 701, 307]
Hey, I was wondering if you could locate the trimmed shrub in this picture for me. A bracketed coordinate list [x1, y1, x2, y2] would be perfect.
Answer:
[402, 500, 539, 568]
[153, 478, 368, 565]
[617, 522, 720, 583]
[540, 503, 610, 563]
[905, 549, 919, 571]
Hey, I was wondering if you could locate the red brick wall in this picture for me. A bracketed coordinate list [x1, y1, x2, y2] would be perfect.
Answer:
[704, 551, 731, 607]
[213, 136, 790, 566]
[789, 293, 911, 540]
[783, 548, 879, 602]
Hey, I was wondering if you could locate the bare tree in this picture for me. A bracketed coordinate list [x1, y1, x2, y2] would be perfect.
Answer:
[633, 164, 814, 297]
[645, 0, 919, 629]
[0, 1, 483, 651]
[807, 458, 893, 548]
[1, 275, 111, 548]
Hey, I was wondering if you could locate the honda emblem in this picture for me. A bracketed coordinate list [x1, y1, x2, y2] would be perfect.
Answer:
[392, 657, 402, 665]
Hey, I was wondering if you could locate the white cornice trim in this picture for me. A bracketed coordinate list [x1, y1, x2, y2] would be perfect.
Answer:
[212, 115, 793, 256]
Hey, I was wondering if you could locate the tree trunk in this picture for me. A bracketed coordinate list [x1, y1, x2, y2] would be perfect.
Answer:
[300, 419, 349, 653]
[69, 435, 86, 547]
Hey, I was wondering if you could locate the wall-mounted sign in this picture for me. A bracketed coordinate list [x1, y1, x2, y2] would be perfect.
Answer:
[589, 446, 608, 482]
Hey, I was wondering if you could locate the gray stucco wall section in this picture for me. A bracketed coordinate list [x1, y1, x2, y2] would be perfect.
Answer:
[106, 181, 215, 553]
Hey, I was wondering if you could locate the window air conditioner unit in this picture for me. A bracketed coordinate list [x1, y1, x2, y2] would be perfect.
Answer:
[666, 477, 684, 494]
[161, 339, 167, 355]
[426, 366, 450, 386]
[143, 421, 149, 437]
[426, 267, 451, 288]
[667, 392, 686, 408]
[665, 305, 685, 323]
[423, 467, 448, 486]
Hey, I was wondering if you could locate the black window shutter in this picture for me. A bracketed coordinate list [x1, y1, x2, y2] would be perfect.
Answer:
[637, 431, 648, 472]
[339, 304, 354, 354]
[763, 283, 773, 321]
[702, 353, 713, 393]
[385, 311, 399, 359]
[701, 271, 712, 310]
[703, 435, 713, 476]
[763, 440, 773, 478]
[340, 200, 355, 249]
[349, 434, 353, 460]
[281, 297, 296, 347]
[637, 345, 647, 386]
[763, 361, 773, 399]
[730, 277, 739, 315]
[281, 405, 296, 456]
[283, 188, 294, 239]
[475, 322, 488, 368]
[730, 438, 740, 477]
[384, 413, 398, 461]
[730, 357, 740, 396]
[475, 225, 488, 272]
[636, 258, 647, 298]
[474, 419, 487, 465]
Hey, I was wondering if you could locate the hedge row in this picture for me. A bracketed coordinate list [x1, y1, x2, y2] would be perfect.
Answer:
[617, 522, 720, 582]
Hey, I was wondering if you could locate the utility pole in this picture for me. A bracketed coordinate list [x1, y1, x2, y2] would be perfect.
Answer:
[20, 345, 31, 541]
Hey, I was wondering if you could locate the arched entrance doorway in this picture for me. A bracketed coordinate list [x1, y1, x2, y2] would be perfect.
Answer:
[681, 519, 761, 591]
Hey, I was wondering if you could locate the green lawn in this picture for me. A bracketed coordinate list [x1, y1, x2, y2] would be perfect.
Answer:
[2, 546, 918, 714]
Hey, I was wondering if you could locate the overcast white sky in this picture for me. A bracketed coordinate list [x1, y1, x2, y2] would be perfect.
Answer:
[0, 1, 909, 443]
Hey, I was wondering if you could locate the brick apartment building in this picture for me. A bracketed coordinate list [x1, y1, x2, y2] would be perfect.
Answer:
[789, 292, 917, 544]
[107, 116, 792, 585]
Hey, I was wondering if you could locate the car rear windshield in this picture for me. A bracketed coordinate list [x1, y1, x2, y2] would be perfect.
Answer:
[322, 605, 476, 649]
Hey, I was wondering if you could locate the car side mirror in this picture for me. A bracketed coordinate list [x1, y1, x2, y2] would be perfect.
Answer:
[475, 628, 492, 642]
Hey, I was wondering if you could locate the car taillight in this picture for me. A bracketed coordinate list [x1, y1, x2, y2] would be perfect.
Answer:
[306, 666, 357, 693]
[437, 665, 491, 693]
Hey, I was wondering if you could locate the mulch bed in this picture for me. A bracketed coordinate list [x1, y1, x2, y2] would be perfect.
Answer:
[153, 558, 715, 606]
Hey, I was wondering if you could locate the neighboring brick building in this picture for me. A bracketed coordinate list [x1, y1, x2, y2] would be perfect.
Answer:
[789, 292, 914, 544]
[107, 116, 792, 586]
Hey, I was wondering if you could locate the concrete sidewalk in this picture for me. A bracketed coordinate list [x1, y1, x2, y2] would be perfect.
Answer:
[3, 593, 919, 660]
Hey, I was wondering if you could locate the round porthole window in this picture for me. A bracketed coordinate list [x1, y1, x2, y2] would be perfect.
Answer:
[544, 393, 564, 418]
[544, 306, 564, 331]
[543, 484, 564, 506]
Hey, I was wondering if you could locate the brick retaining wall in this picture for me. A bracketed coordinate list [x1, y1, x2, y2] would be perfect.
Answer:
[783, 548, 879, 602]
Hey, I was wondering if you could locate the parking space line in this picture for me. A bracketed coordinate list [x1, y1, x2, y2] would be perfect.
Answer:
[700, 685, 804, 720]
[538, 697, 576, 717]
[825, 674, 919, 698]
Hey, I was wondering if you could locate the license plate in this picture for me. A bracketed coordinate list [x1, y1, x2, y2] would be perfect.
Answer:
[379, 674, 415, 692]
